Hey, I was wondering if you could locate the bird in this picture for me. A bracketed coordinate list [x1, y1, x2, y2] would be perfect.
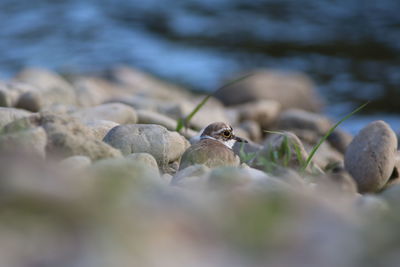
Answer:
[179, 122, 248, 170]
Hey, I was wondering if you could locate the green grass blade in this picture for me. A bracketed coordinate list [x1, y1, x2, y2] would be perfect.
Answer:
[176, 118, 184, 132]
[301, 102, 369, 171]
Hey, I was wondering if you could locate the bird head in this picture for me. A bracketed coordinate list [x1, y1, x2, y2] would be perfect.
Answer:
[200, 122, 248, 148]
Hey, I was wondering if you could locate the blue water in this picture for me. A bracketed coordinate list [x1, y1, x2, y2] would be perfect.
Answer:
[1, 0, 400, 133]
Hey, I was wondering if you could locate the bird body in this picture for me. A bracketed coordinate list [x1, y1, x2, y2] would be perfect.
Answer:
[179, 122, 247, 170]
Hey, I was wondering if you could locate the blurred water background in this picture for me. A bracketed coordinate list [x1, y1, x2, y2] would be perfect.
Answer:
[1, 0, 400, 133]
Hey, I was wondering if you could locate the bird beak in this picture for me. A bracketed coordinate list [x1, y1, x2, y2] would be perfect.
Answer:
[234, 135, 248, 143]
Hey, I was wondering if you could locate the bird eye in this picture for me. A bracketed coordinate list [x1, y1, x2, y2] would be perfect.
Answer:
[223, 130, 231, 137]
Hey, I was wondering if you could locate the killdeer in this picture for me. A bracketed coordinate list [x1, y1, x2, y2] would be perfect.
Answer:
[179, 122, 247, 170]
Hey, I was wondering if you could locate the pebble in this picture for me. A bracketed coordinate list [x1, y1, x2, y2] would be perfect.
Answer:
[345, 120, 398, 193]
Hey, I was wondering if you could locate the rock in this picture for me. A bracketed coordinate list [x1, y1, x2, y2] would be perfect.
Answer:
[59, 155, 92, 171]
[215, 70, 323, 111]
[5, 113, 122, 160]
[71, 103, 137, 124]
[239, 120, 262, 142]
[42, 113, 122, 160]
[383, 151, 400, 188]
[71, 76, 124, 107]
[16, 90, 42, 112]
[103, 124, 189, 171]
[327, 129, 353, 154]
[0, 81, 39, 109]
[0, 107, 33, 129]
[109, 65, 192, 100]
[14, 68, 77, 107]
[277, 109, 332, 135]
[0, 127, 47, 158]
[126, 153, 159, 172]
[85, 120, 120, 140]
[170, 164, 210, 187]
[345, 121, 398, 193]
[235, 100, 281, 129]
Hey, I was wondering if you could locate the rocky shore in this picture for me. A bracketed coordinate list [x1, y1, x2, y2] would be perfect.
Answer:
[0, 66, 399, 266]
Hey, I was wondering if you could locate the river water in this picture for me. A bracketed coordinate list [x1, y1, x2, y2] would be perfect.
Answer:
[1, 0, 400, 133]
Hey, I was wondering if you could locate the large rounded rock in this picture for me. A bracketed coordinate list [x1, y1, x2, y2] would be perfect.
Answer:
[13, 68, 77, 107]
[103, 124, 189, 170]
[71, 103, 137, 124]
[345, 121, 398, 193]
[0, 107, 33, 129]
[215, 70, 323, 111]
